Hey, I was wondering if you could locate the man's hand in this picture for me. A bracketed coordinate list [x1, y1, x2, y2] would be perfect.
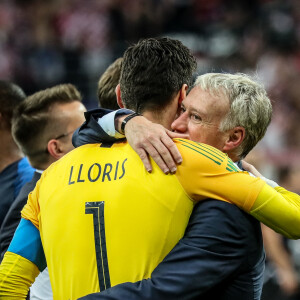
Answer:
[241, 161, 262, 177]
[241, 160, 279, 188]
[121, 115, 189, 173]
[277, 267, 299, 296]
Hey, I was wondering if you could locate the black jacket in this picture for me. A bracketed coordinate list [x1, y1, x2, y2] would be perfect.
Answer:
[0, 171, 41, 262]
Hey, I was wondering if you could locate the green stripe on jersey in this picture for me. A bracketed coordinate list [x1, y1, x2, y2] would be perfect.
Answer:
[227, 160, 239, 172]
[177, 139, 224, 163]
[181, 144, 221, 165]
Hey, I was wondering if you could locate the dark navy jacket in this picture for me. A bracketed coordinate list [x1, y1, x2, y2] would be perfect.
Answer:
[0, 157, 34, 229]
[73, 109, 265, 300]
[0, 171, 41, 262]
[72, 109, 128, 148]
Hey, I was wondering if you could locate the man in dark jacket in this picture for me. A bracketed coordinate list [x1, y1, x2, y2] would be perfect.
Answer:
[0, 84, 86, 299]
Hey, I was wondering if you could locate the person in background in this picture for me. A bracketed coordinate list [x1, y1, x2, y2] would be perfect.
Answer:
[74, 57, 128, 147]
[97, 58, 123, 110]
[0, 84, 86, 300]
[0, 81, 35, 230]
[261, 166, 300, 300]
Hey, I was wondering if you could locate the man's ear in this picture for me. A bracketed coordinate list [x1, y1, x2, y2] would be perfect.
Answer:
[116, 84, 124, 108]
[178, 84, 188, 106]
[222, 127, 245, 153]
[47, 139, 64, 160]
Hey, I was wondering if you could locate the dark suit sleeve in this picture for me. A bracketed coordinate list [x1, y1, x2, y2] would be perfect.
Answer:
[72, 108, 133, 147]
[79, 200, 256, 300]
[0, 196, 24, 261]
[0, 172, 41, 262]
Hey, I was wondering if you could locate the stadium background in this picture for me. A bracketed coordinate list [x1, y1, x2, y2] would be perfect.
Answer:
[0, 0, 299, 299]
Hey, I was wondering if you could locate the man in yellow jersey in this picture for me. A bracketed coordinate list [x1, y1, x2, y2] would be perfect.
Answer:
[74, 72, 299, 300]
[0, 38, 299, 300]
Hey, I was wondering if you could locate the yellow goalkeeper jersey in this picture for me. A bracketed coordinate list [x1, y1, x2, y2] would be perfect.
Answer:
[21, 139, 265, 299]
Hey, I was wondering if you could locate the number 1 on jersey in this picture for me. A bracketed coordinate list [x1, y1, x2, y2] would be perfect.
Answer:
[85, 201, 111, 291]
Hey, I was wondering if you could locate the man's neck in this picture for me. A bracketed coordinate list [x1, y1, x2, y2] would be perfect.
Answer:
[34, 162, 50, 171]
[225, 149, 240, 163]
[229, 154, 239, 163]
[125, 96, 178, 129]
[30, 156, 55, 171]
[0, 131, 24, 173]
[142, 108, 176, 130]
[141, 112, 168, 129]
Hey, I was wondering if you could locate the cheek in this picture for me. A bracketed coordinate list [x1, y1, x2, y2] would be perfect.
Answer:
[205, 132, 225, 150]
[188, 125, 205, 143]
[189, 125, 221, 146]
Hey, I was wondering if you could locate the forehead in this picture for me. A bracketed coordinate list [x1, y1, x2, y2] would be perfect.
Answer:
[183, 86, 229, 115]
[51, 102, 86, 117]
[50, 102, 86, 128]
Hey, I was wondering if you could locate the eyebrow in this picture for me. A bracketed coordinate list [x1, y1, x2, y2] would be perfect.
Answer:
[185, 103, 205, 116]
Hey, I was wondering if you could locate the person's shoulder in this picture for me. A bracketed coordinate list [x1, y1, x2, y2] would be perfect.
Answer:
[15, 157, 35, 192]
[194, 199, 249, 220]
[43, 141, 129, 175]
[174, 138, 239, 173]
[183, 199, 263, 263]
[18, 156, 35, 172]
[191, 200, 261, 237]
[174, 138, 229, 163]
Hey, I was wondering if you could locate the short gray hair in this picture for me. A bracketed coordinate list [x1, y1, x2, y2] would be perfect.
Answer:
[194, 73, 272, 158]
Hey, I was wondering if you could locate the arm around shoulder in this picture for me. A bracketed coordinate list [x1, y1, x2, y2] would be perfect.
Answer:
[250, 185, 300, 239]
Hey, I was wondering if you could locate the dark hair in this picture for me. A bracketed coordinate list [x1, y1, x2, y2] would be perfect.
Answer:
[0, 81, 26, 129]
[12, 84, 82, 162]
[120, 37, 197, 113]
[98, 57, 123, 110]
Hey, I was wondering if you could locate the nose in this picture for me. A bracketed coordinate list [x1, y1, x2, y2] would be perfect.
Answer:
[171, 112, 188, 133]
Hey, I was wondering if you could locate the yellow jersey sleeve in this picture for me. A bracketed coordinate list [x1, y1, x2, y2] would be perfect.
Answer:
[0, 252, 39, 298]
[250, 185, 300, 239]
[21, 177, 41, 229]
[174, 139, 265, 210]
[174, 139, 300, 239]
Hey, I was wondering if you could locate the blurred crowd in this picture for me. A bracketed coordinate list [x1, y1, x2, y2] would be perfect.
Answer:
[0, 0, 299, 172]
[0, 0, 299, 298]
